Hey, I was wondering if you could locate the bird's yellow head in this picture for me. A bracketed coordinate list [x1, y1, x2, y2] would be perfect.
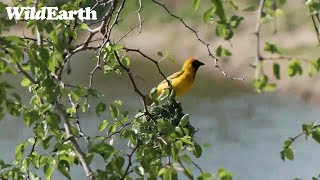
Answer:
[182, 58, 205, 72]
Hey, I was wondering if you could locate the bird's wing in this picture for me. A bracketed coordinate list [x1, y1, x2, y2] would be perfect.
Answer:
[157, 70, 184, 87]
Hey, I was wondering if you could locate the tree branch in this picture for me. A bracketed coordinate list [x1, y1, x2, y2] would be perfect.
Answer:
[16, 63, 39, 84]
[121, 145, 138, 180]
[123, 47, 173, 90]
[54, 101, 95, 180]
[254, 0, 266, 79]
[152, 0, 245, 81]
[68, 94, 90, 141]
[113, 49, 149, 113]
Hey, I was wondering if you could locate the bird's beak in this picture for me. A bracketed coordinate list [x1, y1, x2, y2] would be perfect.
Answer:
[198, 61, 205, 66]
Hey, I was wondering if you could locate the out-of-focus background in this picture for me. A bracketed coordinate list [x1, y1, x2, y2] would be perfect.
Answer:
[2, 0, 320, 179]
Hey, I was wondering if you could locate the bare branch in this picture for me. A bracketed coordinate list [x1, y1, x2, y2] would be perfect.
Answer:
[54, 101, 95, 180]
[68, 94, 90, 141]
[116, 20, 145, 44]
[152, 0, 245, 81]
[191, 160, 203, 173]
[61, 0, 120, 76]
[25, 136, 38, 180]
[105, 0, 127, 41]
[113, 49, 150, 112]
[177, 158, 193, 180]
[134, 0, 142, 34]
[122, 145, 139, 180]
[310, 10, 320, 43]
[16, 63, 39, 84]
[254, 0, 266, 79]
[102, 122, 131, 141]
[123, 47, 173, 90]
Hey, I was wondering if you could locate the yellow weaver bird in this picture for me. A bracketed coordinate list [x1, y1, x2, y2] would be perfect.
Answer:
[156, 58, 205, 97]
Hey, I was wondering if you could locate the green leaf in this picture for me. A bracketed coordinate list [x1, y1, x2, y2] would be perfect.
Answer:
[302, 122, 315, 137]
[89, 142, 115, 161]
[193, 0, 201, 11]
[149, 87, 158, 104]
[122, 57, 130, 67]
[273, 63, 280, 80]
[50, 31, 65, 53]
[15, 143, 26, 160]
[193, 142, 202, 158]
[287, 59, 302, 77]
[216, 24, 233, 40]
[181, 154, 191, 164]
[21, 78, 31, 87]
[80, 23, 88, 30]
[203, 7, 214, 23]
[23, 110, 40, 128]
[6, 101, 21, 116]
[216, 45, 232, 57]
[308, 62, 314, 77]
[169, 90, 176, 101]
[242, 5, 258, 12]
[115, 156, 125, 169]
[254, 75, 268, 90]
[179, 114, 189, 127]
[284, 147, 294, 160]
[21, 158, 30, 172]
[47, 112, 60, 130]
[110, 104, 119, 118]
[44, 158, 56, 180]
[98, 120, 109, 132]
[58, 160, 71, 180]
[197, 172, 213, 180]
[229, 15, 244, 28]
[42, 135, 53, 150]
[229, 0, 238, 10]
[312, 128, 320, 144]
[211, 0, 226, 21]
[112, 44, 123, 51]
[217, 167, 233, 180]
[175, 126, 184, 137]
[263, 83, 276, 92]
[157, 51, 163, 57]
[264, 42, 281, 54]
[171, 147, 178, 161]
[95, 102, 106, 117]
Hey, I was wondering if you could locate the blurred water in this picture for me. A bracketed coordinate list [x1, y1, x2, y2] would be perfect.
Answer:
[184, 94, 320, 180]
[1, 53, 320, 179]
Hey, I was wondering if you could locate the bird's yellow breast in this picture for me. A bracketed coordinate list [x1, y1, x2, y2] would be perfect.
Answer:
[157, 72, 195, 97]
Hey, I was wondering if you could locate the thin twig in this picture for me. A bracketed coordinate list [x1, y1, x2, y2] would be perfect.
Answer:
[123, 47, 173, 90]
[121, 145, 139, 180]
[113, 49, 150, 113]
[103, 122, 131, 141]
[310, 11, 320, 43]
[105, 0, 127, 40]
[152, 0, 245, 81]
[16, 63, 39, 84]
[254, 0, 266, 79]
[61, 0, 119, 75]
[134, 0, 142, 34]
[116, 20, 145, 44]
[284, 125, 320, 149]
[177, 158, 193, 180]
[25, 136, 38, 180]
[68, 94, 90, 141]
[191, 160, 203, 173]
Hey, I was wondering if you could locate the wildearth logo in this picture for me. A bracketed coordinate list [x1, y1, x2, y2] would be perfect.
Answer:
[5, 7, 97, 21]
